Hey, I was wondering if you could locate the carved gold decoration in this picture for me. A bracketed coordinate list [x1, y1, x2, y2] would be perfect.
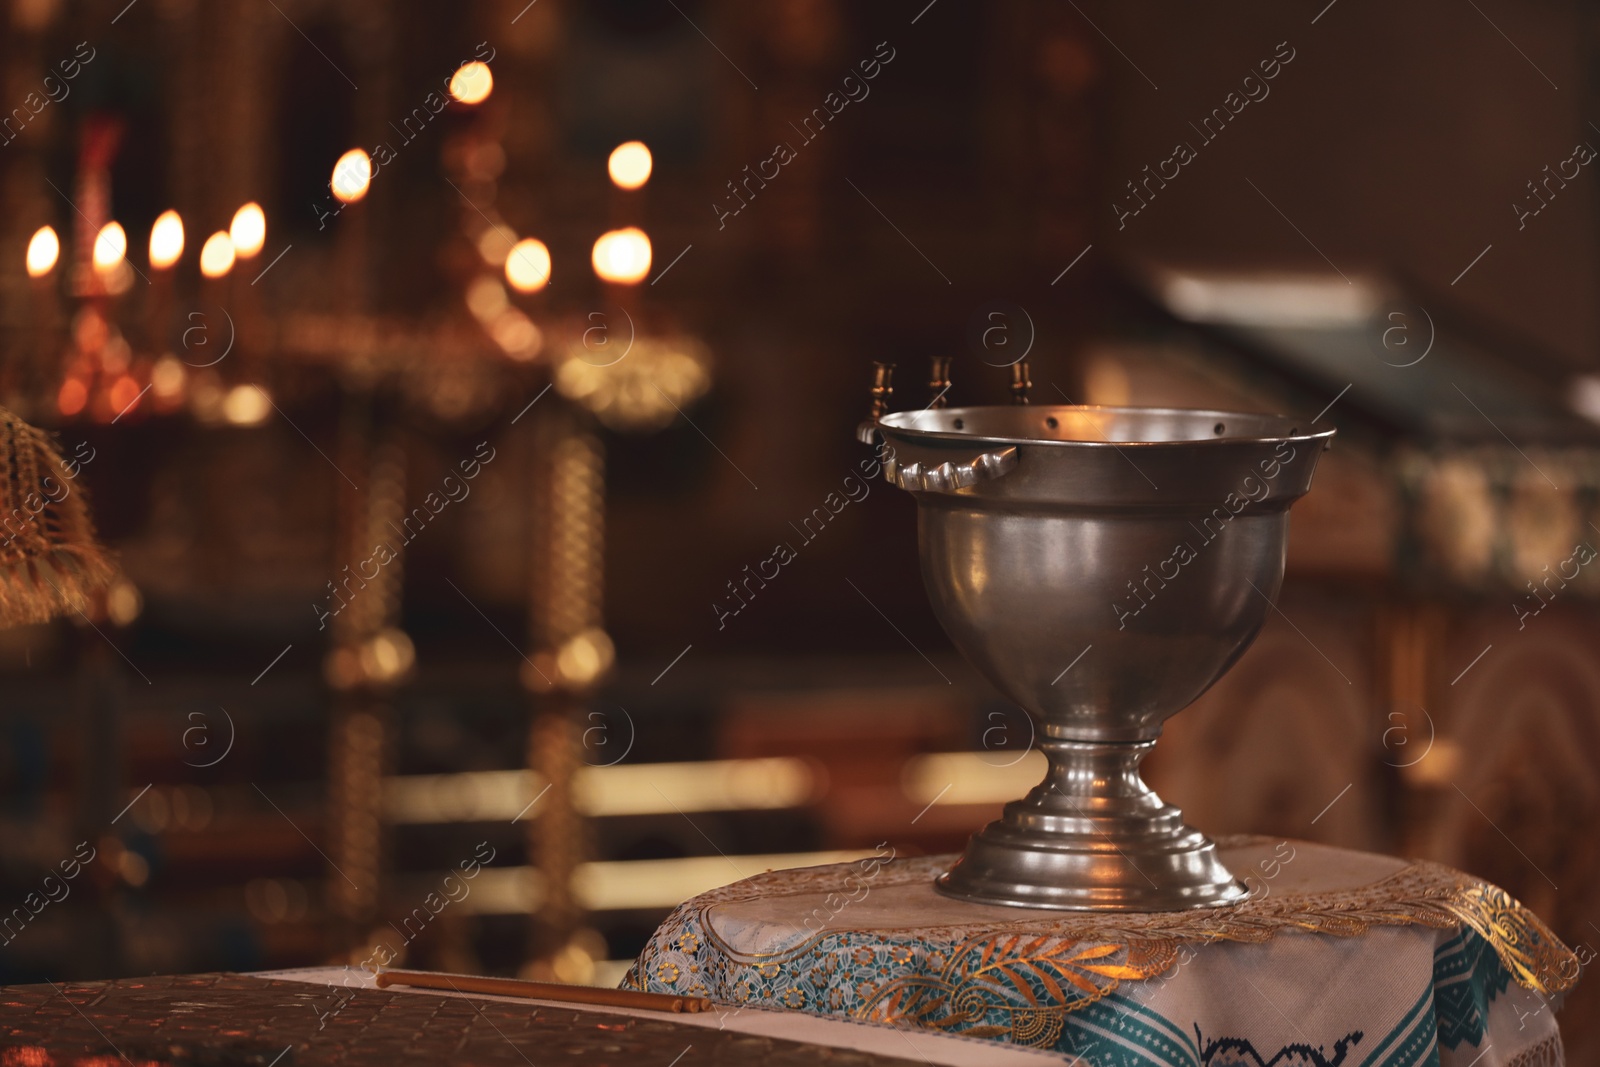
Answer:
[1411, 452, 1497, 585]
[325, 423, 408, 942]
[524, 401, 608, 976]
[554, 334, 710, 432]
[1400, 445, 1600, 594]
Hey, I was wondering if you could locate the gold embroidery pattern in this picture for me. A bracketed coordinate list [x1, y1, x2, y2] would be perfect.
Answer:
[1436, 882, 1579, 997]
[858, 933, 1181, 1044]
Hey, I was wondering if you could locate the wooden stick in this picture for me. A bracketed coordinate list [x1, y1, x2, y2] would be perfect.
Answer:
[374, 969, 713, 1014]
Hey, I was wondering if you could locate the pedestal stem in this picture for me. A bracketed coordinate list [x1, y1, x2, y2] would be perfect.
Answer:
[936, 736, 1247, 911]
[1013, 739, 1178, 835]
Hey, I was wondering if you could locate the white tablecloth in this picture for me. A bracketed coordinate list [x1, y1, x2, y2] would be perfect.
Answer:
[625, 836, 1578, 1066]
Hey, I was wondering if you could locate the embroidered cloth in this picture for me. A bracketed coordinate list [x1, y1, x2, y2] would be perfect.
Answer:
[623, 836, 1578, 1066]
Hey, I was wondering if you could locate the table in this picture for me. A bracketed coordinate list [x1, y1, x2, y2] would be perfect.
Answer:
[624, 835, 1581, 1066]
[0, 968, 1059, 1066]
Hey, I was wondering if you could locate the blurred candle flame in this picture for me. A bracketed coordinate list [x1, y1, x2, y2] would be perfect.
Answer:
[149, 210, 185, 269]
[332, 148, 373, 203]
[591, 227, 651, 285]
[58, 378, 88, 417]
[25, 226, 59, 277]
[449, 61, 493, 105]
[229, 202, 266, 259]
[151, 355, 186, 399]
[608, 141, 652, 190]
[108, 374, 142, 418]
[199, 231, 236, 278]
[223, 383, 272, 425]
[505, 238, 551, 293]
[93, 221, 127, 271]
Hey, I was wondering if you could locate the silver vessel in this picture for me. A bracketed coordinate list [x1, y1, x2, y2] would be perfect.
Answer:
[874, 403, 1334, 911]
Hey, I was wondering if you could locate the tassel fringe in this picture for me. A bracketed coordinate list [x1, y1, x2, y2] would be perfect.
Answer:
[0, 409, 113, 626]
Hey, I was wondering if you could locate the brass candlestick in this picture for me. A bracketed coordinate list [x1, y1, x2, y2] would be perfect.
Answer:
[928, 356, 952, 408]
[857, 361, 896, 444]
[1009, 360, 1032, 405]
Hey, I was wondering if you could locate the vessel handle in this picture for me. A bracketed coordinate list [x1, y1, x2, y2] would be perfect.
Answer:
[885, 446, 1017, 493]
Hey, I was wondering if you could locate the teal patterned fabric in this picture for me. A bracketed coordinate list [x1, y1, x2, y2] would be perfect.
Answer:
[1434, 930, 1512, 1050]
[630, 930, 1521, 1065]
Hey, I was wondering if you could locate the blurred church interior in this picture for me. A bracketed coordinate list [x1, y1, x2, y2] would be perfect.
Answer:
[3, 0, 1600, 1056]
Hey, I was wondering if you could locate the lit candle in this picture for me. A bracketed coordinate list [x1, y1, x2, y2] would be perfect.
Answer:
[600, 143, 652, 327]
[92, 220, 131, 296]
[26, 225, 60, 278]
[187, 230, 237, 415]
[229, 202, 265, 259]
[590, 226, 650, 329]
[331, 148, 372, 313]
[24, 226, 62, 401]
[147, 209, 183, 359]
[149, 211, 184, 270]
[332, 149, 372, 205]
[89, 220, 133, 420]
[199, 230, 235, 279]
[592, 224, 651, 310]
[494, 237, 551, 363]
[199, 230, 235, 324]
[228, 202, 266, 367]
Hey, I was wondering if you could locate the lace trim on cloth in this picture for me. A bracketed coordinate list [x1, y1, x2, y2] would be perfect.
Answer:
[1506, 1033, 1565, 1067]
